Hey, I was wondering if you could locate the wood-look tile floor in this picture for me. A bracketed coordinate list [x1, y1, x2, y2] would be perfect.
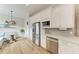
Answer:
[0, 38, 50, 54]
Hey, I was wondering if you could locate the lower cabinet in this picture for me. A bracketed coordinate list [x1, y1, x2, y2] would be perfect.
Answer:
[46, 36, 58, 54]
[46, 36, 79, 54]
[59, 40, 79, 54]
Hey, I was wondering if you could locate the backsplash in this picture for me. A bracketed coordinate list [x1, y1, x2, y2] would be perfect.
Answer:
[45, 28, 74, 37]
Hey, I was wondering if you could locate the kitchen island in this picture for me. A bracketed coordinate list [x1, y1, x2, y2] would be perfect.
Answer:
[46, 34, 79, 54]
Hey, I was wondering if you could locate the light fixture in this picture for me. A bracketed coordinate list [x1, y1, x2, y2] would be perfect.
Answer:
[9, 10, 16, 25]
[5, 10, 16, 25]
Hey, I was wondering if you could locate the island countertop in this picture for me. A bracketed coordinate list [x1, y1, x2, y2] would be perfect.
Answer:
[46, 34, 79, 45]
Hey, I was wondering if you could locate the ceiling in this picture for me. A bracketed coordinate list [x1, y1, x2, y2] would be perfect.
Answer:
[28, 4, 51, 16]
[0, 4, 54, 19]
[0, 4, 27, 19]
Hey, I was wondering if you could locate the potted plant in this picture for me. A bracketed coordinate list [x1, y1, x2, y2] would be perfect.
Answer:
[20, 29, 25, 34]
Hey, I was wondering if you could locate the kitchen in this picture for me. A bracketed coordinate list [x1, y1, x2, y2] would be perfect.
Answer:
[29, 4, 79, 54]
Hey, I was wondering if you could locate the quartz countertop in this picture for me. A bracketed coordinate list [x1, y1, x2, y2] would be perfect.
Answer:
[46, 34, 79, 45]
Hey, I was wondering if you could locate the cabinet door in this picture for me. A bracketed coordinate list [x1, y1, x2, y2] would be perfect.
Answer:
[52, 5, 75, 28]
[59, 5, 75, 28]
[52, 6, 62, 28]
[35, 13, 41, 22]
[40, 7, 52, 22]
[30, 13, 41, 24]
[59, 40, 79, 54]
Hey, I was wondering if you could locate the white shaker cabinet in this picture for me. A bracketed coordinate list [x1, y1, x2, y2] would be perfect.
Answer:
[51, 6, 61, 28]
[51, 5, 75, 28]
[59, 40, 79, 54]
[30, 13, 41, 24]
[40, 7, 52, 21]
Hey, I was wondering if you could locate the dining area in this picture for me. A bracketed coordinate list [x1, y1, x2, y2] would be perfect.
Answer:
[0, 27, 19, 48]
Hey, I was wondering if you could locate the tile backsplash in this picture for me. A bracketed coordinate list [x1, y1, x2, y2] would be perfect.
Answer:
[45, 28, 74, 37]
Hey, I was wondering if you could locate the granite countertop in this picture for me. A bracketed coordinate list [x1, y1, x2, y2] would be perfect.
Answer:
[46, 34, 79, 45]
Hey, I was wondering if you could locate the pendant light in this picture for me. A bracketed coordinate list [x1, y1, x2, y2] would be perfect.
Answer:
[5, 10, 16, 25]
[9, 10, 16, 25]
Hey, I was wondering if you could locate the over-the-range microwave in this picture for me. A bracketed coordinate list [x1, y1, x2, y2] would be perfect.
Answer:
[42, 21, 50, 27]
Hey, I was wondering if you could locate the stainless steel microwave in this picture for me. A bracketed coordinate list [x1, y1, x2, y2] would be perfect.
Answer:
[42, 21, 50, 26]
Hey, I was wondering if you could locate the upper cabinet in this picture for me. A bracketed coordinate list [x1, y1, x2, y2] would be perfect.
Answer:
[40, 7, 52, 21]
[30, 5, 75, 29]
[30, 12, 41, 24]
[40, 7, 52, 28]
[52, 5, 75, 29]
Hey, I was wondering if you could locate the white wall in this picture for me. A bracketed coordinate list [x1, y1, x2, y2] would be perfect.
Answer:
[23, 14, 31, 38]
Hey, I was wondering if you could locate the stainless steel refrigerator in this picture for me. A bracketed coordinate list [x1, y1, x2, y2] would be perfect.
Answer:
[32, 22, 41, 46]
